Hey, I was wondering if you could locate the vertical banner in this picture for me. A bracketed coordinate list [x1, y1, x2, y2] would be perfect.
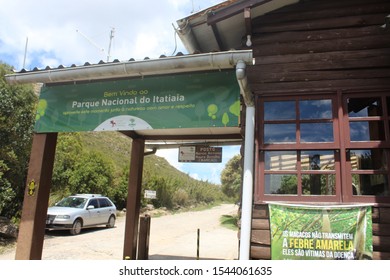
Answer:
[269, 203, 373, 260]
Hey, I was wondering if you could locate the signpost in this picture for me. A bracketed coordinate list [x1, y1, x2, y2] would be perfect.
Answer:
[178, 146, 222, 163]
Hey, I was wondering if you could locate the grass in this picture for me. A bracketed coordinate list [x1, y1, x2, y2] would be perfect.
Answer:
[220, 214, 239, 230]
[0, 237, 16, 254]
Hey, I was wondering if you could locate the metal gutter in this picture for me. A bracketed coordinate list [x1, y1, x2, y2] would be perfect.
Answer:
[5, 50, 252, 85]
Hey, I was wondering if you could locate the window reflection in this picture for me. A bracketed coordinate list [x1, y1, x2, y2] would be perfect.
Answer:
[301, 151, 335, 170]
[302, 174, 335, 195]
[300, 100, 332, 119]
[265, 174, 297, 194]
[350, 149, 387, 170]
[301, 123, 334, 142]
[265, 151, 297, 170]
[264, 124, 296, 143]
[264, 101, 295, 120]
[352, 174, 389, 196]
[348, 97, 382, 117]
[350, 121, 385, 141]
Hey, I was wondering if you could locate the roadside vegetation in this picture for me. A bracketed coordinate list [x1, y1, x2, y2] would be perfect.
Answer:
[0, 62, 242, 229]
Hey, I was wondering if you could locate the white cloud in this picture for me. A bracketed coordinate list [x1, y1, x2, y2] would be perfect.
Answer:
[0, 0, 224, 69]
[156, 145, 240, 184]
[0, 0, 234, 184]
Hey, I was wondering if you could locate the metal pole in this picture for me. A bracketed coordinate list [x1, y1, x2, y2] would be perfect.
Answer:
[239, 106, 255, 260]
[23, 37, 28, 69]
[197, 228, 200, 260]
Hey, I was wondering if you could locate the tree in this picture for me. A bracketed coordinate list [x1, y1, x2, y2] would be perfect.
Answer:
[220, 154, 242, 201]
[0, 63, 37, 218]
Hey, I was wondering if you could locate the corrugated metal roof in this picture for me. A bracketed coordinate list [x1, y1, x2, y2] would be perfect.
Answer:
[15, 52, 186, 74]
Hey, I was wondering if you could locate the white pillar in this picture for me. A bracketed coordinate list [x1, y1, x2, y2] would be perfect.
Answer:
[239, 105, 255, 260]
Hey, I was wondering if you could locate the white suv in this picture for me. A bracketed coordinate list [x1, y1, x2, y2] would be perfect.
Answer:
[46, 194, 116, 235]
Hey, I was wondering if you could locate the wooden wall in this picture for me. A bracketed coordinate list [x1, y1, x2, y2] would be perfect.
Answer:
[247, 0, 390, 95]
[246, 0, 390, 260]
[250, 204, 390, 260]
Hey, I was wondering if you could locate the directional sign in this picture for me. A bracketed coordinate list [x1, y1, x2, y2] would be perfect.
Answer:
[179, 146, 222, 163]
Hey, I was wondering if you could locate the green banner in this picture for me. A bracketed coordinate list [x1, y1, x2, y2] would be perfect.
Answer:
[34, 70, 240, 132]
[269, 203, 373, 260]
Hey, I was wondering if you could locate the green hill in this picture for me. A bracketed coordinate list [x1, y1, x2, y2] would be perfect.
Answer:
[51, 131, 226, 210]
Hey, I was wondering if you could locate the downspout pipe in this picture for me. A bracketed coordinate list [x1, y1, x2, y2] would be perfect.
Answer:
[236, 60, 254, 260]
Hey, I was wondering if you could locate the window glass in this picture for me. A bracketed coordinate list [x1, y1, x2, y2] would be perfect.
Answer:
[88, 199, 99, 208]
[300, 123, 334, 142]
[348, 97, 382, 117]
[264, 101, 295, 120]
[352, 174, 389, 196]
[300, 100, 332, 119]
[301, 151, 335, 170]
[302, 174, 336, 195]
[264, 124, 296, 143]
[265, 174, 297, 195]
[265, 151, 297, 170]
[99, 198, 110, 208]
[350, 149, 387, 170]
[349, 121, 385, 141]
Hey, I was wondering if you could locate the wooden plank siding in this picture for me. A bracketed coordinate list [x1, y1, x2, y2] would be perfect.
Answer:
[247, 0, 390, 95]
[246, 0, 390, 260]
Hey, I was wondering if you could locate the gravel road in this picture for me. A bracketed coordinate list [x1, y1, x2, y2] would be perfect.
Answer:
[0, 204, 239, 260]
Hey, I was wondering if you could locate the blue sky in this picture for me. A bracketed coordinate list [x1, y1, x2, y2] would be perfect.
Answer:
[0, 0, 240, 184]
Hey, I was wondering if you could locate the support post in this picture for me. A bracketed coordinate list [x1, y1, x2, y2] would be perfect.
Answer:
[239, 106, 255, 260]
[137, 214, 151, 260]
[123, 138, 145, 260]
[15, 133, 57, 260]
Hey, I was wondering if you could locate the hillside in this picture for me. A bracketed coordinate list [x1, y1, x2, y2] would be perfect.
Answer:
[71, 131, 225, 210]
[79, 131, 201, 181]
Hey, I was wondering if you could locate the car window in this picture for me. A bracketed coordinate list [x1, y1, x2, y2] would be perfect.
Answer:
[56, 197, 87, 208]
[87, 199, 99, 209]
[98, 198, 112, 208]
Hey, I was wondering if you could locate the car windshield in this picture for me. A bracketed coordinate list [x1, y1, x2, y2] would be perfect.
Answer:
[56, 197, 87, 208]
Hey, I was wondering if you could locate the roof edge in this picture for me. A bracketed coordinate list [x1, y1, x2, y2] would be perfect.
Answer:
[5, 50, 253, 85]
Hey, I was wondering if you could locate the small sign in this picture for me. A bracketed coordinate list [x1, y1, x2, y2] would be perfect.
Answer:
[144, 190, 157, 199]
[179, 146, 222, 163]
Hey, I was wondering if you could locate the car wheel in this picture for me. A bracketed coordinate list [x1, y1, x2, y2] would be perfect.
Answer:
[106, 215, 116, 228]
[70, 219, 82, 235]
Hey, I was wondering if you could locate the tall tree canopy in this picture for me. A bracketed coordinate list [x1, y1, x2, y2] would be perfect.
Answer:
[220, 154, 242, 201]
[0, 63, 37, 218]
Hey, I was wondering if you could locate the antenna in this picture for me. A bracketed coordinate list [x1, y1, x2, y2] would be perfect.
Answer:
[76, 28, 115, 62]
[106, 27, 115, 62]
[76, 29, 105, 53]
[23, 37, 28, 69]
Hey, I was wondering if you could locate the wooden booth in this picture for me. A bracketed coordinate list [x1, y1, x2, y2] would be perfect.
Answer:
[177, 0, 390, 260]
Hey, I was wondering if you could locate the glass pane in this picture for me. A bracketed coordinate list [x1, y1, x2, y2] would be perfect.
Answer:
[264, 124, 296, 143]
[265, 151, 297, 170]
[348, 97, 382, 117]
[349, 121, 385, 141]
[350, 149, 387, 170]
[352, 174, 389, 196]
[302, 174, 336, 195]
[264, 101, 295, 120]
[300, 99, 332, 119]
[300, 123, 334, 142]
[301, 151, 335, 170]
[265, 174, 297, 194]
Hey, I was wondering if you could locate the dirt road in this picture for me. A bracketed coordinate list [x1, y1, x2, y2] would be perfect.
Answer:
[0, 204, 239, 260]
